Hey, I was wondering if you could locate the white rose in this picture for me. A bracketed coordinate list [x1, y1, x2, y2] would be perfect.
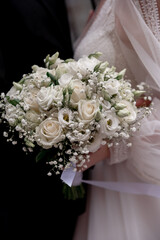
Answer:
[56, 62, 77, 79]
[52, 85, 63, 104]
[35, 118, 62, 149]
[58, 73, 73, 86]
[25, 110, 40, 123]
[37, 85, 54, 110]
[78, 100, 99, 123]
[103, 78, 120, 96]
[100, 111, 120, 137]
[65, 61, 79, 76]
[25, 110, 41, 129]
[23, 88, 40, 112]
[117, 100, 137, 123]
[77, 56, 100, 75]
[58, 108, 73, 127]
[70, 80, 86, 106]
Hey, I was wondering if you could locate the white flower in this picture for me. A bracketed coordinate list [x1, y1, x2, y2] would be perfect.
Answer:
[5, 106, 17, 126]
[102, 100, 111, 111]
[87, 132, 103, 153]
[78, 100, 99, 123]
[103, 79, 120, 96]
[100, 111, 120, 137]
[37, 85, 55, 110]
[58, 73, 73, 86]
[117, 100, 137, 123]
[72, 129, 91, 142]
[25, 110, 41, 129]
[119, 81, 134, 100]
[6, 86, 17, 98]
[31, 66, 56, 87]
[56, 62, 77, 79]
[58, 108, 73, 127]
[35, 118, 63, 149]
[23, 88, 40, 112]
[52, 85, 63, 104]
[5, 103, 24, 127]
[77, 56, 100, 75]
[70, 80, 86, 106]
[32, 66, 55, 77]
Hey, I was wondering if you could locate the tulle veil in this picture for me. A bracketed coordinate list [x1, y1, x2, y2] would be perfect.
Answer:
[114, 0, 160, 185]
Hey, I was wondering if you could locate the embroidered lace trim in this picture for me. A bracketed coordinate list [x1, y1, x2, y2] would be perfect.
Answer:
[109, 141, 129, 165]
[139, 0, 160, 41]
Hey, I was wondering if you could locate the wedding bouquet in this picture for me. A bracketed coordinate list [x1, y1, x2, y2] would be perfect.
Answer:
[0, 52, 151, 186]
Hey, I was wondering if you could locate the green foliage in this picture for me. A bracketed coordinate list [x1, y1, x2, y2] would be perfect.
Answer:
[62, 183, 85, 200]
[47, 72, 59, 85]
[6, 96, 20, 106]
[36, 148, 56, 163]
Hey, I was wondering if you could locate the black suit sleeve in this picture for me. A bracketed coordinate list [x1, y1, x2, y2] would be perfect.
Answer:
[0, 1, 87, 239]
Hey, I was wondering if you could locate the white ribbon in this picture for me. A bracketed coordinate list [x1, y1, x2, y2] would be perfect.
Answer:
[61, 168, 160, 198]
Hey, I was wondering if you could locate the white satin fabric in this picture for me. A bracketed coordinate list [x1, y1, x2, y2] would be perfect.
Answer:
[73, 0, 160, 239]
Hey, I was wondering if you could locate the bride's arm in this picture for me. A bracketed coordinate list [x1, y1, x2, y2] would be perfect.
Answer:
[76, 144, 110, 172]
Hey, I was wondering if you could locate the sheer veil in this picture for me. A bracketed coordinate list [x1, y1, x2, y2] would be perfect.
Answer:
[115, 0, 160, 91]
[115, 0, 160, 184]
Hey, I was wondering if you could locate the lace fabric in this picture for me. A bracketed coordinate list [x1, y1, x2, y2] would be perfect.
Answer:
[139, 0, 160, 41]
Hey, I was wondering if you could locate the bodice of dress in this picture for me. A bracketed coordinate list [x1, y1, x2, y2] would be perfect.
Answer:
[74, 0, 160, 82]
[74, 0, 126, 71]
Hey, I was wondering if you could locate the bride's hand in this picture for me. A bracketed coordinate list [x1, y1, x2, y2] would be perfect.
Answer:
[136, 97, 151, 107]
[77, 144, 110, 172]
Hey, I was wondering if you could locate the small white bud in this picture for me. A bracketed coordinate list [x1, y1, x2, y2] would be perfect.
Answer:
[127, 143, 132, 147]
[3, 132, 8, 137]
[47, 172, 52, 176]
[117, 108, 130, 117]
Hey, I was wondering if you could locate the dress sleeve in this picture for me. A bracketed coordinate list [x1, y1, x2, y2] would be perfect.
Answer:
[127, 97, 160, 184]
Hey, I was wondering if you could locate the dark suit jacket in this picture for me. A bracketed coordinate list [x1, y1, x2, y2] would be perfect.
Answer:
[0, 1, 87, 238]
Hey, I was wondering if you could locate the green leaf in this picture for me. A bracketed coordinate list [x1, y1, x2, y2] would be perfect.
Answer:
[64, 58, 75, 63]
[94, 62, 101, 72]
[36, 149, 48, 163]
[99, 104, 103, 112]
[35, 148, 58, 163]
[62, 89, 67, 107]
[45, 52, 59, 68]
[88, 52, 102, 59]
[116, 69, 126, 80]
[6, 96, 20, 106]
[18, 77, 26, 84]
[47, 72, 59, 85]
[95, 111, 101, 121]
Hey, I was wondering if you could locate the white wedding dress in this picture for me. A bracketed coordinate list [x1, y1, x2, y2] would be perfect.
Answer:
[73, 0, 160, 239]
